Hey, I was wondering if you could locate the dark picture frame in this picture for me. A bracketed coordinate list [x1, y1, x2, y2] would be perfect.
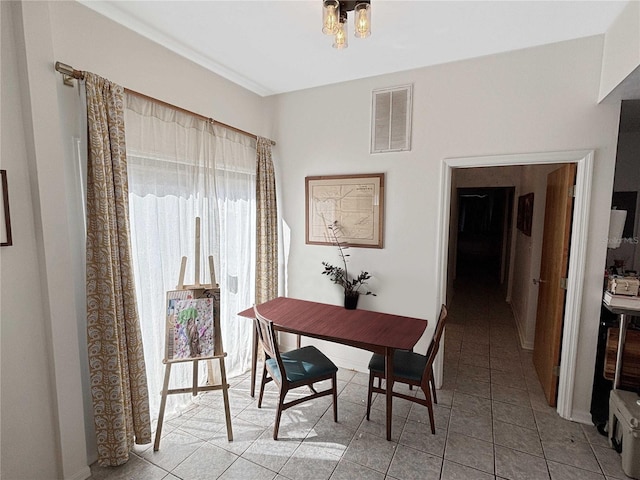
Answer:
[305, 173, 385, 248]
[1, 170, 12, 247]
[517, 192, 534, 237]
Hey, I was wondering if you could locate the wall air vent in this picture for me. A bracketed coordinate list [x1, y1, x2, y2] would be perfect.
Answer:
[371, 84, 413, 154]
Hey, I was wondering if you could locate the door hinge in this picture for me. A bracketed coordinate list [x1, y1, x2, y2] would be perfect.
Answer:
[560, 277, 568, 290]
[568, 185, 576, 198]
[553, 365, 561, 376]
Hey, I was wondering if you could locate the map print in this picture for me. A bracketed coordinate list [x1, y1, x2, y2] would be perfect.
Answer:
[307, 175, 383, 247]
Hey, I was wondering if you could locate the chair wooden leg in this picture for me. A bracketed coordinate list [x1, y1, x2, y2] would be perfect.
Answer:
[332, 374, 338, 422]
[430, 365, 438, 404]
[366, 371, 375, 420]
[251, 326, 258, 398]
[428, 406, 435, 434]
[424, 385, 436, 434]
[273, 388, 287, 440]
[258, 365, 268, 408]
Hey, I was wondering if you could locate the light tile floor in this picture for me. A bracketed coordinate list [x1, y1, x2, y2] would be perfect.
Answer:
[90, 279, 630, 480]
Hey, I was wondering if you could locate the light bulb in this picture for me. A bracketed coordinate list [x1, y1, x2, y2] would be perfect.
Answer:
[323, 0, 339, 35]
[333, 21, 348, 49]
[354, 3, 371, 38]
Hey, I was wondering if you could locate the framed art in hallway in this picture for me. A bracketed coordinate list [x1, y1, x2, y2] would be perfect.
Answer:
[1, 170, 12, 247]
[517, 192, 534, 237]
[305, 173, 385, 248]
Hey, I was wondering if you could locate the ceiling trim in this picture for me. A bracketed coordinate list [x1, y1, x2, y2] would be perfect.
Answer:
[78, 1, 274, 96]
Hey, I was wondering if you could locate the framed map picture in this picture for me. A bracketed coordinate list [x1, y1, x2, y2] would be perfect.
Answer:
[305, 173, 384, 248]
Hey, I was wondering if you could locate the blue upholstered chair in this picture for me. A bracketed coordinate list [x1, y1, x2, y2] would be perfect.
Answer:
[366, 304, 448, 434]
[253, 306, 338, 439]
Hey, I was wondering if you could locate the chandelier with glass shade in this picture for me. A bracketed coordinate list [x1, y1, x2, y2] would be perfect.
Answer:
[322, 0, 371, 49]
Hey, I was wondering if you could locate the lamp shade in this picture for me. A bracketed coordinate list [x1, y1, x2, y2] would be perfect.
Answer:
[608, 209, 627, 249]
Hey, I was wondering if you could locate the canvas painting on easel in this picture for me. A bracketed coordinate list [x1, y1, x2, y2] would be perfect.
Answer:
[154, 217, 232, 452]
[165, 290, 216, 361]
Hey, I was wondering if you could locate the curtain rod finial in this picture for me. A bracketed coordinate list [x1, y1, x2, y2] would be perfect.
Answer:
[54, 61, 82, 86]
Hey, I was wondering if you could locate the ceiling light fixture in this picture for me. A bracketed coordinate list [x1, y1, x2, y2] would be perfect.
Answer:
[322, 0, 371, 50]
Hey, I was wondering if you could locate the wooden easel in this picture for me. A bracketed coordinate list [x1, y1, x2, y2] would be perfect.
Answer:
[153, 217, 233, 451]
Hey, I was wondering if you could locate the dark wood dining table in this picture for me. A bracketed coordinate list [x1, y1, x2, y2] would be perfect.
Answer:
[237, 296, 428, 440]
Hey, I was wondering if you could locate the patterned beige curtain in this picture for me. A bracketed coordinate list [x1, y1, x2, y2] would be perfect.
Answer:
[256, 137, 278, 303]
[85, 72, 151, 466]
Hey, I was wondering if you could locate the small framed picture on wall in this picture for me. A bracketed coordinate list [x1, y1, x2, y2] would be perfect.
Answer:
[1, 170, 12, 247]
[517, 192, 534, 237]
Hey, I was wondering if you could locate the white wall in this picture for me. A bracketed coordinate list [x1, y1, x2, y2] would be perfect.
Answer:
[1, 2, 62, 479]
[600, 0, 640, 101]
[4, 1, 274, 478]
[7, 2, 91, 479]
[510, 164, 560, 349]
[456, 166, 523, 189]
[510, 171, 533, 347]
[273, 36, 621, 421]
[446, 169, 458, 306]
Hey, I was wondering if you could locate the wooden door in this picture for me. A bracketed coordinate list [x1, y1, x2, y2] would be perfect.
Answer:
[533, 163, 577, 406]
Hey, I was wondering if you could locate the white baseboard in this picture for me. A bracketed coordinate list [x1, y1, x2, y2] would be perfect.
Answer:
[567, 408, 593, 425]
[66, 466, 91, 480]
[511, 303, 534, 350]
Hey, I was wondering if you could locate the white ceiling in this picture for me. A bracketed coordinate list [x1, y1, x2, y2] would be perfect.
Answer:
[80, 0, 629, 97]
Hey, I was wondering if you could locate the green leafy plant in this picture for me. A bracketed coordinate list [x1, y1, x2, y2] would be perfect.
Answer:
[321, 221, 376, 298]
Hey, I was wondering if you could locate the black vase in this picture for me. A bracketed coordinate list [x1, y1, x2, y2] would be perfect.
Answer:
[344, 293, 359, 310]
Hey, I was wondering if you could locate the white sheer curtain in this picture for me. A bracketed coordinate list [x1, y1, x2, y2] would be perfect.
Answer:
[125, 94, 255, 420]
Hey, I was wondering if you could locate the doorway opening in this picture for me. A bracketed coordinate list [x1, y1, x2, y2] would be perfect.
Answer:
[436, 150, 594, 420]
